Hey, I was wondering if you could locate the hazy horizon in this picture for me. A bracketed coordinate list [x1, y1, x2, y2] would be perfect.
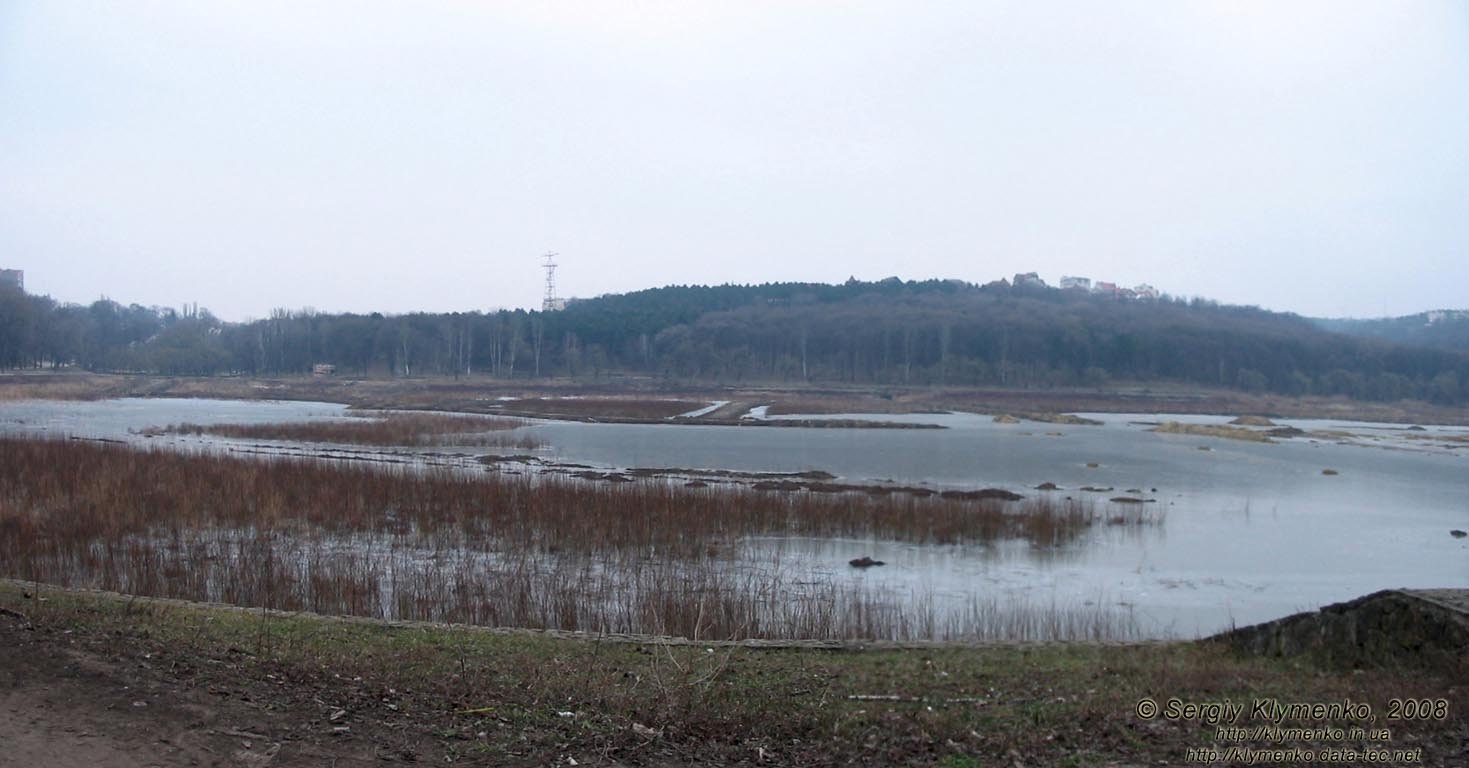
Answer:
[5, 271, 1468, 324]
[4, 2, 1466, 322]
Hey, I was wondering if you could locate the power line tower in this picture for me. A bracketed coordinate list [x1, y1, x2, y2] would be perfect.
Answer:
[541, 252, 565, 311]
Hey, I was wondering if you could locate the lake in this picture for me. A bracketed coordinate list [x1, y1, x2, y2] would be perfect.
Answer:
[2, 397, 1465, 638]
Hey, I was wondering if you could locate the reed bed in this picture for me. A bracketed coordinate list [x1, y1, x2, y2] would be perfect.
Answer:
[22, 533, 1140, 641]
[0, 438, 1157, 641]
[148, 411, 543, 448]
[497, 397, 704, 420]
[1151, 421, 1273, 443]
[763, 394, 929, 416]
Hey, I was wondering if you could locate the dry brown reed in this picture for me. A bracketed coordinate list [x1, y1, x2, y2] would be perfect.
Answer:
[149, 411, 542, 448]
[1151, 421, 1273, 443]
[497, 397, 705, 420]
[0, 438, 1155, 640]
[0, 375, 123, 401]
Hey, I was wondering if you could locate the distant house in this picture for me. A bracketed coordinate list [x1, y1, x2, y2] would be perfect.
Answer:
[1134, 283, 1159, 300]
[312, 363, 336, 376]
[0, 269, 22, 292]
[1012, 272, 1047, 288]
[1059, 276, 1091, 291]
[1093, 281, 1119, 295]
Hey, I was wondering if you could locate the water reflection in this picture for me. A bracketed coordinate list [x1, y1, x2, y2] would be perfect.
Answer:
[1, 397, 1463, 637]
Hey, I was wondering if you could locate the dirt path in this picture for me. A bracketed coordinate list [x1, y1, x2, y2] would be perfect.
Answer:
[0, 611, 379, 767]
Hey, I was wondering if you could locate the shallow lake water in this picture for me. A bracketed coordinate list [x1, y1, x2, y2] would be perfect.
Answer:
[525, 411, 1467, 636]
[3, 397, 1465, 638]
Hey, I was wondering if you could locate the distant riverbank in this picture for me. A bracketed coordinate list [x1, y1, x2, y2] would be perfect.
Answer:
[4, 369, 1467, 426]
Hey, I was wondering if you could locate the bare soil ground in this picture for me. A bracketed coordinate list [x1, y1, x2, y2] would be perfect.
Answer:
[0, 608, 383, 767]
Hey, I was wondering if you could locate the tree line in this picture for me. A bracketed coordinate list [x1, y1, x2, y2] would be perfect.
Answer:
[1, 278, 1465, 404]
[1315, 312, 1469, 353]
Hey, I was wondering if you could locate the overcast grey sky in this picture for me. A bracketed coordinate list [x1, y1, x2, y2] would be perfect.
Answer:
[2, 1, 1466, 321]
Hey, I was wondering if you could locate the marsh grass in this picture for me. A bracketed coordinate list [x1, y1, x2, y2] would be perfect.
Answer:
[149, 411, 543, 448]
[1151, 421, 1273, 443]
[496, 397, 704, 420]
[0, 438, 1157, 640]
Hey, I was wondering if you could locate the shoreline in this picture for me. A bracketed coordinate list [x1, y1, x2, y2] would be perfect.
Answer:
[4, 369, 1468, 426]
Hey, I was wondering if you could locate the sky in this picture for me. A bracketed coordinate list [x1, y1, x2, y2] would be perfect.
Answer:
[2, 1, 1466, 321]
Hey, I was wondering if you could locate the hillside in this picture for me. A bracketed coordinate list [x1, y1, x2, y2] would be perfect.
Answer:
[1316, 310, 1469, 353]
[2, 278, 1467, 405]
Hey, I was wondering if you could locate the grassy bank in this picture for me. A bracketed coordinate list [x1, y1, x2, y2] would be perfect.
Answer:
[2, 581, 1464, 766]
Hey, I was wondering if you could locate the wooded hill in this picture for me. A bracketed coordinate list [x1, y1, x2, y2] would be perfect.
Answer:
[1316, 311, 1469, 353]
[2, 278, 1466, 405]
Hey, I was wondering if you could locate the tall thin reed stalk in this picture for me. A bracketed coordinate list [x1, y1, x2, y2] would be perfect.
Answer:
[0, 438, 1155, 641]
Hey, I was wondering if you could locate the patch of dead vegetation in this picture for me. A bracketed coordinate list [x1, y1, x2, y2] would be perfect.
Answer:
[1151, 421, 1274, 443]
[147, 411, 540, 448]
[495, 396, 707, 420]
[0, 437, 1160, 641]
